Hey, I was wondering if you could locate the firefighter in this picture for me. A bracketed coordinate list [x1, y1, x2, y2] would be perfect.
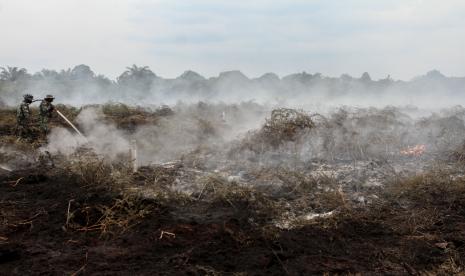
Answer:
[16, 94, 34, 140]
[39, 94, 55, 137]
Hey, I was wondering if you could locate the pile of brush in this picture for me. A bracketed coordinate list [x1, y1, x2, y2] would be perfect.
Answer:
[262, 108, 315, 146]
[449, 141, 465, 162]
[235, 108, 315, 154]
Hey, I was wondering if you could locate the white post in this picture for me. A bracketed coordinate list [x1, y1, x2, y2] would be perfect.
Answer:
[221, 111, 226, 122]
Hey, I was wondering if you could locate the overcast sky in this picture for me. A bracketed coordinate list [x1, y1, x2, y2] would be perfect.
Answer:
[0, 0, 464, 80]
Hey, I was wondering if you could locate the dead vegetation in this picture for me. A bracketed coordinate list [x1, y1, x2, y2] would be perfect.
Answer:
[450, 141, 465, 163]
[235, 108, 314, 153]
[228, 106, 465, 164]
[65, 194, 153, 237]
[2, 154, 465, 274]
[260, 108, 314, 146]
[99, 103, 163, 131]
[2, 104, 465, 274]
[63, 150, 134, 190]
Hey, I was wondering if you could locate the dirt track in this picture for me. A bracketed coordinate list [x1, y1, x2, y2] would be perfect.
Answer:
[1, 167, 464, 275]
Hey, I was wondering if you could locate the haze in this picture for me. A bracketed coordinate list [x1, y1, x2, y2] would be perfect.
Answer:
[1, 0, 464, 80]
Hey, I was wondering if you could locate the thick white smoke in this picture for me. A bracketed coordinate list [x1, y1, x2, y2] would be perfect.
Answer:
[40, 103, 268, 165]
[42, 108, 130, 159]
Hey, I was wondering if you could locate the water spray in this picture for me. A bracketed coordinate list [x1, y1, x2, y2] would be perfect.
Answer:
[55, 109, 138, 172]
[56, 109, 86, 139]
[0, 164, 12, 172]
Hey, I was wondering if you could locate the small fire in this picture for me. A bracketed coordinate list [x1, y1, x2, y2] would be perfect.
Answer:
[400, 144, 426, 157]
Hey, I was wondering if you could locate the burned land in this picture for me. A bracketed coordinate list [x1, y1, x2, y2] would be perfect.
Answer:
[1, 103, 465, 275]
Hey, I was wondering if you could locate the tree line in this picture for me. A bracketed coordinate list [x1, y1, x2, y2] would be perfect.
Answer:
[1, 64, 463, 106]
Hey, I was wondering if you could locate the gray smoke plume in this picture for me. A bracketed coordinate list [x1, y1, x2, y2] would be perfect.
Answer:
[42, 108, 130, 159]
[1, 65, 465, 111]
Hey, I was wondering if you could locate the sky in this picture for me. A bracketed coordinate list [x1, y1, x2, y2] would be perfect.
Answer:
[0, 0, 464, 80]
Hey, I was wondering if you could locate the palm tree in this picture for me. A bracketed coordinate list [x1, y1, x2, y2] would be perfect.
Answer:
[71, 64, 95, 80]
[117, 64, 157, 90]
[0, 66, 29, 81]
[118, 65, 156, 83]
[58, 68, 73, 81]
[34, 69, 59, 80]
[360, 72, 372, 82]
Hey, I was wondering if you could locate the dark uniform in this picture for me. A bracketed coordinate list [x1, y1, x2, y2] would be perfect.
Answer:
[39, 95, 55, 136]
[16, 94, 33, 140]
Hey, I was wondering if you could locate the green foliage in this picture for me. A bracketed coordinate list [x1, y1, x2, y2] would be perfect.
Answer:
[117, 64, 157, 91]
[0, 66, 30, 82]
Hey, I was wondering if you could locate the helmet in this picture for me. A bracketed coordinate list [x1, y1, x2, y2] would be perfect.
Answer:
[44, 94, 55, 102]
[23, 94, 33, 100]
[23, 94, 33, 103]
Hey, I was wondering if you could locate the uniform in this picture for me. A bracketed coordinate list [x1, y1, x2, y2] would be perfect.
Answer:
[39, 95, 55, 136]
[16, 95, 33, 139]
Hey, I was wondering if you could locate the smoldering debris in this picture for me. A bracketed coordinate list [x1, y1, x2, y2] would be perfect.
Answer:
[4, 103, 465, 170]
[4, 103, 465, 211]
[233, 108, 315, 153]
[3, 102, 465, 274]
[33, 103, 461, 204]
[0, 145, 37, 171]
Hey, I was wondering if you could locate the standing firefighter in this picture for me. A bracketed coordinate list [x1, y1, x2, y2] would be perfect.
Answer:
[39, 94, 55, 137]
[16, 94, 34, 140]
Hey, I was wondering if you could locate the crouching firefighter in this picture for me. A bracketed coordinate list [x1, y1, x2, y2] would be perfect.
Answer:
[39, 94, 55, 137]
[16, 94, 34, 140]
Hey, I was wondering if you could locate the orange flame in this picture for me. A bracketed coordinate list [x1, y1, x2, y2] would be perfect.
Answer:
[400, 144, 426, 157]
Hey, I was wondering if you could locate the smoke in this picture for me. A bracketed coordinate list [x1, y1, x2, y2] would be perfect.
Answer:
[0, 144, 36, 171]
[1, 66, 465, 112]
[43, 108, 130, 159]
[38, 101, 465, 173]
[43, 128, 84, 156]
[4, 68, 465, 215]
[40, 102, 268, 165]
[76, 108, 131, 158]
[13, 66, 457, 169]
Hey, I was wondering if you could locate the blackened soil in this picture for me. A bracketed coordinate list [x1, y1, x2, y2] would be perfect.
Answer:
[0, 170, 464, 275]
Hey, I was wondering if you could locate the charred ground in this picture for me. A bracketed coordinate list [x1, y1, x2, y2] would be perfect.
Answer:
[1, 103, 465, 275]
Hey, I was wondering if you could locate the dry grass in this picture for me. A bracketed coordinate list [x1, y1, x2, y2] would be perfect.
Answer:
[58, 151, 153, 237]
[449, 142, 465, 162]
[235, 108, 314, 153]
[66, 193, 152, 237]
[0, 108, 16, 132]
[63, 150, 134, 190]
[386, 168, 465, 208]
[99, 103, 161, 130]
[262, 108, 315, 146]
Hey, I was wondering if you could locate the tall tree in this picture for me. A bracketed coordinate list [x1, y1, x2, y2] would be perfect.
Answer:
[0, 66, 30, 82]
[117, 64, 157, 91]
[360, 72, 372, 82]
[71, 64, 95, 80]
